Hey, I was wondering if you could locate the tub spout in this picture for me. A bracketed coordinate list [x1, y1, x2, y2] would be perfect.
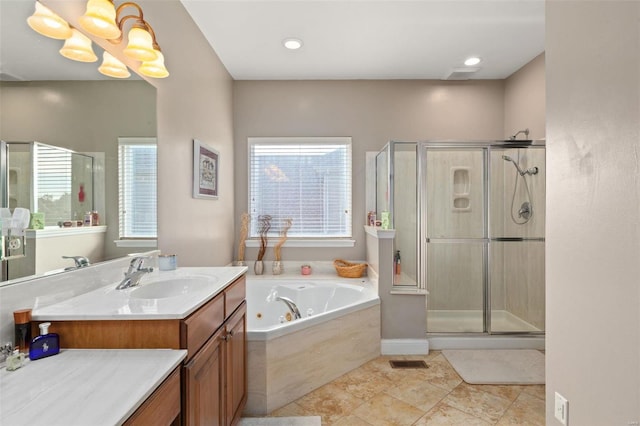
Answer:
[275, 296, 302, 320]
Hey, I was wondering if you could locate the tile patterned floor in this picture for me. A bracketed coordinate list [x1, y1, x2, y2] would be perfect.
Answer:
[266, 352, 545, 425]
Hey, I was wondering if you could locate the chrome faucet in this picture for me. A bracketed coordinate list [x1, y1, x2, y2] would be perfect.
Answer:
[62, 255, 90, 270]
[275, 296, 302, 320]
[116, 256, 154, 290]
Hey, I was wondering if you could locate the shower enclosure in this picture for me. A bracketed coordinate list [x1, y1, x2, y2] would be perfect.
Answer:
[376, 140, 545, 335]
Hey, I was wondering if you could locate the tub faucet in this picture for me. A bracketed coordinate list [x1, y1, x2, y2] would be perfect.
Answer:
[275, 296, 302, 320]
[116, 256, 154, 290]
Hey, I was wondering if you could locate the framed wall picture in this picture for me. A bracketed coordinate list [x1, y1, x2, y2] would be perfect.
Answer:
[193, 139, 219, 199]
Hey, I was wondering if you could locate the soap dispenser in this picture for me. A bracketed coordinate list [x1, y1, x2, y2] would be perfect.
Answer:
[29, 322, 60, 361]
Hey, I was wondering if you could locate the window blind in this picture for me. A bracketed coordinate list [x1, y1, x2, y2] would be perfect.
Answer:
[34, 144, 72, 225]
[118, 138, 157, 239]
[248, 137, 352, 238]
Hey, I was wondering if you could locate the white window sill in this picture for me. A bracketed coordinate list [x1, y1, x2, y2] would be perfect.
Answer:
[114, 239, 158, 248]
[26, 225, 107, 239]
[244, 239, 355, 248]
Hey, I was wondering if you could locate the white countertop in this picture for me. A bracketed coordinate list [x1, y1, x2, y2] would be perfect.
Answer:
[0, 349, 187, 426]
[32, 267, 248, 321]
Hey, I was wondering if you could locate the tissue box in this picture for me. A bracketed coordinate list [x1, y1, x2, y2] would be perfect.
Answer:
[29, 212, 45, 230]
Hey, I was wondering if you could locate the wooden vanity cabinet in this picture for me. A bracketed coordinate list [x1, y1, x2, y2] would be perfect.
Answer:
[183, 325, 226, 425]
[179, 274, 247, 426]
[225, 302, 247, 425]
[183, 302, 247, 426]
[125, 367, 182, 426]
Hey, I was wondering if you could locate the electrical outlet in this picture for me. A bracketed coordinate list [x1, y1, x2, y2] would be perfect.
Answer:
[555, 392, 568, 425]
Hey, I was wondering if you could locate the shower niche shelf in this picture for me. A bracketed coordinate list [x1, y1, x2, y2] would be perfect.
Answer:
[451, 167, 471, 212]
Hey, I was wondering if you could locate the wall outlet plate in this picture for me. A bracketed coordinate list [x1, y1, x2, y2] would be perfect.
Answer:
[555, 392, 568, 425]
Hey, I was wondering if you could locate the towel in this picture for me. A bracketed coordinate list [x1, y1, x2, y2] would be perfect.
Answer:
[9, 208, 31, 236]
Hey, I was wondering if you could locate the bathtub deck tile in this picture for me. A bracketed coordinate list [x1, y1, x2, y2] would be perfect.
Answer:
[256, 305, 380, 414]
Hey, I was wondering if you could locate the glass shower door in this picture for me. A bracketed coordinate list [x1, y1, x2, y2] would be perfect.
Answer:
[489, 147, 545, 333]
[424, 147, 487, 333]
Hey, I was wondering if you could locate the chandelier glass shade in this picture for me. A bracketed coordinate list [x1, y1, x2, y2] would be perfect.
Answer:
[79, 0, 121, 40]
[98, 51, 131, 78]
[59, 28, 98, 63]
[27, 2, 72, 39]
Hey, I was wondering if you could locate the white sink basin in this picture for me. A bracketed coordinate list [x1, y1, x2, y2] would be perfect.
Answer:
[31, 266, 248, 320]
[130, 276, 218, 299]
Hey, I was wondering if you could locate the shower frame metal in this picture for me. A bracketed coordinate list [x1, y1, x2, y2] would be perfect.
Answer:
[419, 139, 545, 336]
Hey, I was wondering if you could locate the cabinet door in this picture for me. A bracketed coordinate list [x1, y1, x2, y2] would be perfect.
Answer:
[183, 327, 225, 426]
[225, 302, 247, 426]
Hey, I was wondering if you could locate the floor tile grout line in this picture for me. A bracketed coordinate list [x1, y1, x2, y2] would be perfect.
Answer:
[268, 354, 544, 425]
[491, 387, 524, 425]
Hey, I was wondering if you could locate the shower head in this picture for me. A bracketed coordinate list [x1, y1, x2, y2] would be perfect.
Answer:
[502, 155, 538, 176]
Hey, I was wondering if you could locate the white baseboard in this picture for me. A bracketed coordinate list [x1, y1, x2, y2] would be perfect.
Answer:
[428, 336, 545, 350]
[381, 339, 430, 355]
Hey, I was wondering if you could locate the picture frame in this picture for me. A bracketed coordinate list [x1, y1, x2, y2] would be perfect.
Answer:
[193, 139, 219, 199]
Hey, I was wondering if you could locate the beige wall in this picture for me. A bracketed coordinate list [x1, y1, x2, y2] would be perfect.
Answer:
[137, 0, 236, 267]
[504, 53, 546, 140]
[233, 80, 505, 262]
[546, 1, 640, 424]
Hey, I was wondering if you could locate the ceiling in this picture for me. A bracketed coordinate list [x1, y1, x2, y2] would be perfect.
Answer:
[181, 0, 545, 80]
[0, 0, 545, 82]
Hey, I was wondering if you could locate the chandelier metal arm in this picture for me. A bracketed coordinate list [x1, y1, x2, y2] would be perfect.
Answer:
[108, 1, 159, 49]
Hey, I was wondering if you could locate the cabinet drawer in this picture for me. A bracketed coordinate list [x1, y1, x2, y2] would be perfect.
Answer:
[124, 367, 181, 425]
[181, 293, 225, 359]
[225, 275, 246, 316]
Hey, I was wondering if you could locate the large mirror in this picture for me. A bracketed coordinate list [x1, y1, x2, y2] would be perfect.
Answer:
[0, 1, 157, 285]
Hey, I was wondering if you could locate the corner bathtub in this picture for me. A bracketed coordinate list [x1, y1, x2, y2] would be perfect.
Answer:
[247, 277, 379, 340]
[244, 276, 381, 415]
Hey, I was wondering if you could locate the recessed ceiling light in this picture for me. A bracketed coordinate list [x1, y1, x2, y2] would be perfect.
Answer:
[464, 57, 481, 66]
[283, 38, 303, 50]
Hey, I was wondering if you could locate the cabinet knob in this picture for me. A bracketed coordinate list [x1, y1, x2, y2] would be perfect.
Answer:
[228, 330, 235, 337]
[220, 334, 229, 342]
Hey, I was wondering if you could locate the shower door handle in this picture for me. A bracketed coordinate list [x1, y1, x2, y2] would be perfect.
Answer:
[426, 238, 490, 243]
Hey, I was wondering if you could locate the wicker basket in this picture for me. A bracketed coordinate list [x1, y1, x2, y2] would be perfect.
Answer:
[333, 259, 367, 278]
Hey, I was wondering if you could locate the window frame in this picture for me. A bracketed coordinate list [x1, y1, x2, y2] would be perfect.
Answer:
[247, 136, 354, 247]
[116, 137, 158, 246]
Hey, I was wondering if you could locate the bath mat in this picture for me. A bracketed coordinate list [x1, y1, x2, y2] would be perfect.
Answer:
[239, 416, 321, 426]
[442, 349, 545, 384]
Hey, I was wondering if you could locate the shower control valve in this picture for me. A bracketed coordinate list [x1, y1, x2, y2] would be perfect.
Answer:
[518, 202, 532, 220]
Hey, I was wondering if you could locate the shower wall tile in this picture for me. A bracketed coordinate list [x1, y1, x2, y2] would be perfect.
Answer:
[428, 243, 484, 311]
[490, 147, 546, 239]
[502, 242, 545, 330]
[426, 150, 485, 239]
